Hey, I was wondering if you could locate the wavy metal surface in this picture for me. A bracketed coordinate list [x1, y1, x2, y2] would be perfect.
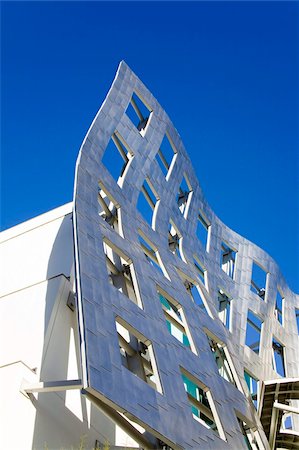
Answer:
[73, 61, 299, 449]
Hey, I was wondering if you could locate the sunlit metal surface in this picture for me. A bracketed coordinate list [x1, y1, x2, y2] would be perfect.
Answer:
[73, 61, 299, 449]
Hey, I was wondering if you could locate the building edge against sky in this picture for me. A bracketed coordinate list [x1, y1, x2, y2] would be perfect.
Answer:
[1, 62, 299, 449]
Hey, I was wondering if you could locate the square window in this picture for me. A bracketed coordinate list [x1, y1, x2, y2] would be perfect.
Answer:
[250, 261, 267, 299]
[176, 175, 192, 218]
[137, 178, 159, 228]
[158, 289, 195, 353]
[272, 338, 285, 376]
[244, 370, 259, 409]
[245, 311, 263, 354]
[116, 318, 162, 393]
[103, 241, 142, 307]
[196, 212, 210, 251]
[155, 133, 177, 180]
[220, 242, 236, 279]
[138, 232, 169, 279]
[125, 92, 152, 136]
[180, 369, 226, 440]
[102, 133, 133, 185]
[218, 289, 231, 330]
[98, 184, 121, 235]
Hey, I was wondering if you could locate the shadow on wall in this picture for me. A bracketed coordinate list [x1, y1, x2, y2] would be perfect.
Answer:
[31, 213, 116, 450]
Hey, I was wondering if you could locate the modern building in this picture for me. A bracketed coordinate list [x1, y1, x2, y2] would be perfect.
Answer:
[1, 62, 299, 450]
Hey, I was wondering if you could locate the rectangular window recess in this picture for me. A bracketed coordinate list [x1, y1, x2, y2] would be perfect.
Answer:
[98, 184, 122, 235]
[115, 318, 162, 393]
[168, 221, 185, 262]
[103, 241, 142, 308]
[158, 289, 196, 353]
[193, 256, 206, 286]
[179, 272, 212, 316]
[196, 211, 210, 251]
[220, 242, 237, 279]
[102, 132, 133, 185]
[125, 92, 152, 136]
[138, 232, 169, 279]
[180, 369, 226, 440]
[218, 289, 232, 330]
[176, 175, 193, 218]
[155, 133, 177, 179]
[137, 178, 159, 228]
[272, 338, 286, 377]
[250, 261, 267, 299]
[237, 418, 261, 450]
[245, 311, 263, 355]
[207, 336, 237, 386]
[244, 370, 259, 409]
[275, 289, 284, 325]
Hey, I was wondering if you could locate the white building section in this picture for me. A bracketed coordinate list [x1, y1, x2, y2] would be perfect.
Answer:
[0, 204, 139, 449]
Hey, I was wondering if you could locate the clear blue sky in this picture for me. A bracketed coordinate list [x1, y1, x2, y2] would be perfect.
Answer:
[1, 2, 298, 292]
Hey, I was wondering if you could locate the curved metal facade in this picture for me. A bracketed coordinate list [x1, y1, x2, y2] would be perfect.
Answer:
[73, 61, 299, 449]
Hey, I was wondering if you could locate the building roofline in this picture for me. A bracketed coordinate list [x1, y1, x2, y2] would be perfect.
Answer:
[0, 202, 73, 244]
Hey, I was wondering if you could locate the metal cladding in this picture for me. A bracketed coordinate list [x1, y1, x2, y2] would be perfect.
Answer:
[73, 61, 299, 449]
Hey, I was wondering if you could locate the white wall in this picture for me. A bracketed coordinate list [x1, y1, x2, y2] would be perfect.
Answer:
[0, 204, 138, 450]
